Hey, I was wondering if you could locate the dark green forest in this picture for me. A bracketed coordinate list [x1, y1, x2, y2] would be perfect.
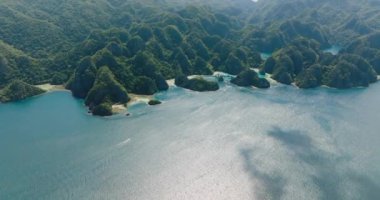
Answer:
[1, 0, 380, 115]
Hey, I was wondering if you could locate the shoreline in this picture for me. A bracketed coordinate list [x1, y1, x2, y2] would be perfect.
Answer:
[251, 68, 279, 85]
[34, 84, 154, 114]
[34, 76, 380, 115]
[166, 79, 175, 87]
[35, 84, 66, 92]
[112, 93, 154, 114]
[128, 94, 153, 106]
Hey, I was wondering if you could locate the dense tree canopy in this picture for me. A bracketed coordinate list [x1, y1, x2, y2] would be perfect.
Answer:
[1, 0, 380, 114]
[0, 80, 45, 102]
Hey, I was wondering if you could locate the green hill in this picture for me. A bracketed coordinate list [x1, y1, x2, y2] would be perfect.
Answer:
[0, 0, 379, 114]
[0, 80, 45, 102]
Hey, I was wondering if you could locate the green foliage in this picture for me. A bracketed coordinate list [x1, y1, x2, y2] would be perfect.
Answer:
[148, 99, 162, 105]
[345, 32, 380, 75]
[279, 20, 329, 48]
[0, 80, 45, 102]
[272, 67, 293, 85]
[259, 36, 379, 88]
[85, 66, 130, 107]
[133, 76, 158, 95]
[66, 57, 97, 98]
[248, 0, 380, 46]
[193, 57, 213, 75]
[175, 75, 219, 92]
[262, 57, 276, 74]
[0, 40, 48, 87]
[322, 54, 377, 88]
[93, 49, 119, 69]
[190, 38, 210, 61]
[295, 64, 324, 88]
[136, 25, 153, 41]
[174, 75, 188, 87]
[254, 78, 271, 89]
[162, 13, 188, 33]
[51, 72, 69, 85]
[152, 73, 169, 91]
[132, 52, 157, 77]
[164, 25, 183, 45]
[92, 103, 113, 116]
[1, 0, 380, 109]
[173, 49, 192, 75]
[231, 69, 270, 88]
[131, 51, 169, 91]
[224, 54, 245, 75]
[127, 36, 145, 56]
[106, 42, 123, 57]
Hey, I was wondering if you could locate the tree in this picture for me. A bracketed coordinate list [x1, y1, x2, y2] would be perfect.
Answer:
[295, 64, 323, 88]
[193, 57, 212, 75]
[0, 55, 11, 85]
[191, 38, 210, 61]
[137, 25, 153, 41]
[164, 25, 183, 45]
[133, 76, 158, 95]
[93, 49, 118, 69]
[152, 73, 169, 91]
[272, 67, 293, 85]
[132, 51, 157, 77]
[0, 80, 45, 103]
[174, 49, 192, 75]
[85, 66, 129, 107]
[224, 54, 245, 75]
[66, 56, 97, 98]
[231, 69, 258, 86]
[106, 42, 123, 57]
[126, 36, 145, 56]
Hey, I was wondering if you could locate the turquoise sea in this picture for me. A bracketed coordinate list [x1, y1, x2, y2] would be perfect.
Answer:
[1, 82, 380, 200]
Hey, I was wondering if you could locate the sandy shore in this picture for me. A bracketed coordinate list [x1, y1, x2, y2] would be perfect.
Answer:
[34, 84, 155, 114]
[166, 79, 175, 87]
[112, 104, 127, 113]
[128, 94, 153, 105]
[35, 84, 66, 92]
[112, 93, 154, 114]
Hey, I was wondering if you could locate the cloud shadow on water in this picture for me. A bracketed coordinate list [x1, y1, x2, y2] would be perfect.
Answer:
[240, 126, 380, 200]
[240, 148, 287, 200]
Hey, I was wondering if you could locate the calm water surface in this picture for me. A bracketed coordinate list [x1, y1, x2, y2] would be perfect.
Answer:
[1, 82, 380, 200]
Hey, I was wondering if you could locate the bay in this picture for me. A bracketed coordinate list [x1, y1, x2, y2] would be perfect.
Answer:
[1, 82, 380, 200]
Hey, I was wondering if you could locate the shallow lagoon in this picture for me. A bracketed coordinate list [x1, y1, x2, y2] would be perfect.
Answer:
[1, 82, 380, 200]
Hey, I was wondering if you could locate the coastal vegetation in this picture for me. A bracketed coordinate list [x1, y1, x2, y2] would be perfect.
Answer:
[231, 69, 270, 88]
[0, 0, 380, 114]
[175, 75, 219, 92]
[261, 38, 378, 89]
[148, 99, 162, 105]
[0, 80, 45, 102]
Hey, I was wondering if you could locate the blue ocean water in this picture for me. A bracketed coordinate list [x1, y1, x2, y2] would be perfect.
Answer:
[1, 83, 380, 200]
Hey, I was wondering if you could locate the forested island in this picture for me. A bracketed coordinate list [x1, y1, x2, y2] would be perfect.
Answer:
[1, 0, 380, 115]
